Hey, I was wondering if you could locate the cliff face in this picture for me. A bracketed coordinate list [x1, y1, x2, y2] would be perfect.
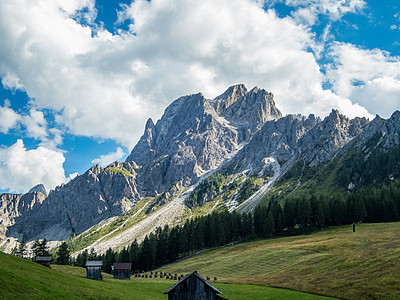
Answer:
[0, 192, 46, 243]
[126, 85, 282, 195]
[6, 163, 140, 242]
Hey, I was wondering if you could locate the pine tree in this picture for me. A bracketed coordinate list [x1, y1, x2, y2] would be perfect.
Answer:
[76, 249, 88, 267]
[263, 213, 275, 238]
[117, 247, 130, 263]
[129, 239, 139, 272]
[16, 240, 26, 258]
[103, 248, 115, 274]
[56, 242, 70, 265]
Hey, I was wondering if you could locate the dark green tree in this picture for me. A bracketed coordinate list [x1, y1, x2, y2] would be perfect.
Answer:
[263, 213, 275, 238]
[103, 248, 115, 274]
[56, 242, 70, 265]
[129, 239, 140, 272]
[16, 240, 26, 258]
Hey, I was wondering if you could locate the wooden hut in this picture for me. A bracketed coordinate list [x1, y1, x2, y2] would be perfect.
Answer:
[164, 271, 225, 300]
[85, 261, 103, 280]
[112, 262, 131, 279]
[34, 256, 53, 268]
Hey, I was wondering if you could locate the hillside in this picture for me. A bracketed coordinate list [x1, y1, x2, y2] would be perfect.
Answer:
[0, 251, 333, 299]
[157, 222, 400, 300]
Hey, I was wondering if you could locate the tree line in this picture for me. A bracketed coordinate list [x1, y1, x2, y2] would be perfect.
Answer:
[12, 179, 400, 273]
[254, 179, 400, 237]
[72, 210, 254, 273]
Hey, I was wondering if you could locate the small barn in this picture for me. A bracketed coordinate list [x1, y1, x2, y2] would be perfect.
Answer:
[34, 256, 53, 268]
[164, 271, 226, 300]
[112, 262, 131, 279]
[85, 261, 103, 280]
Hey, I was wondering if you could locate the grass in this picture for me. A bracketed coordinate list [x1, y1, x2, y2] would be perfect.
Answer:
[0, 252, 333, 300]
[105, 167, 133, 178]
[4, 222, 399, 299]
[157, 222, 400, 299]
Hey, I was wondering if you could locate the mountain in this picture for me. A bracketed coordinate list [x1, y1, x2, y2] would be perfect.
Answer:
[125, 85, 281, 195]
[0, 84, 399, 254]
[0, 85, 281, 249]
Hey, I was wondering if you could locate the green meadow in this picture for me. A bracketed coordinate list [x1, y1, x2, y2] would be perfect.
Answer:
[0, 252, 332, 299]
[3, 222, 400, 299]
[157, 222, 400, 299]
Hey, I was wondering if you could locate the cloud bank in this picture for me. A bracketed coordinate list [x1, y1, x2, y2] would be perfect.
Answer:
[0, 140, 66, 193]
[0, 0, 399, 192]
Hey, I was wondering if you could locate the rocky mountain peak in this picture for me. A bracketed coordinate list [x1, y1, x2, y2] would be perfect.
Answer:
[390, 110, 400, 121]
[28, 183, 47, 195]
[212, 84, 248, 113]
[221, 85, 282, 134]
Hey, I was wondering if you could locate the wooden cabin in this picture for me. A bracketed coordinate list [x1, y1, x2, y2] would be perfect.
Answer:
[164, 271, 226, 300]
[34, 256, 53, 268]
[112, 262, 131, 279]
[85, 261, 103, 280]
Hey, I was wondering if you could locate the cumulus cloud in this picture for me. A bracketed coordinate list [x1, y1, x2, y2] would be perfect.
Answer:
[0, 102, 62, 148]
[0, 0, 376, 155]
[0, 139, 66, 193]
[272, 0, 366, 25]
[326, 43, 400, 118]
[0, 100, 20, 133]
[91, 147, 125, 167]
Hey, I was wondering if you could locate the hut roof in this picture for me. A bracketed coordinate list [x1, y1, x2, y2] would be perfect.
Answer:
[85, 261, 103, 267]
[34, 256, 53, 262]
[113, 262, 131, 270]
[164, 271, 222, 295]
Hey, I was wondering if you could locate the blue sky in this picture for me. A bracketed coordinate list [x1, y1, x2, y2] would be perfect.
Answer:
[0, 0, 399, 193]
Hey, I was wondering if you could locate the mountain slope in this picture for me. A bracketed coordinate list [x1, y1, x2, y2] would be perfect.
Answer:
[1, 84, 282, 249]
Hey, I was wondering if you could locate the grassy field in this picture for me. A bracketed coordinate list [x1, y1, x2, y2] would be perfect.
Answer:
[157, 222, 400, 299]
[2, 222, 399, 299]
[0, 251, 334, 299]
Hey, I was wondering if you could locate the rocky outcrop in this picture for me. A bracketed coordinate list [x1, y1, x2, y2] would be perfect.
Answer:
[231, 110, 369, 174]
[28, 184, 47, 195]
[126, 85, 282, 195]
[7, 163, 140, 241]
[0, 192, 47, 242]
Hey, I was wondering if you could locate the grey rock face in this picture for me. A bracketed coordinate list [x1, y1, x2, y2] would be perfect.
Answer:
[0, 192, 47, 241]
[28, 184, 47, 195]
[7, 163, 140, 240]
[232, 110, 369, 173]
[126, 85, 282, 195]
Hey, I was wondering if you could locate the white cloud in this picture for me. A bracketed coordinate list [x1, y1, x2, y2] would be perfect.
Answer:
[390, 24, 397, 30]
[326, 43, 400, 118]
[91, 147, 125, 167]
[0, 139, 66, 193]
[0, 102, 63, 148]
[22, 109, 48, 140]
[279, 0, 366, 25]
[0, 100, 20, 133]
[1, 73, 24, 91]
[0, 0, 376, 156]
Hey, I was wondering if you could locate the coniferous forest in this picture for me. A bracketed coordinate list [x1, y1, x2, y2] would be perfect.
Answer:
[69, 178, 400, 273]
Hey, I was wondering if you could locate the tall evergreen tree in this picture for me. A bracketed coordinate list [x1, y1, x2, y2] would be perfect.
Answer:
[263, 213, 275, 238]
[56, 242, 70, 265]
[129, 239, 140, 272]
[103, 248, 115, 274]
[16, 240, 26, 258]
